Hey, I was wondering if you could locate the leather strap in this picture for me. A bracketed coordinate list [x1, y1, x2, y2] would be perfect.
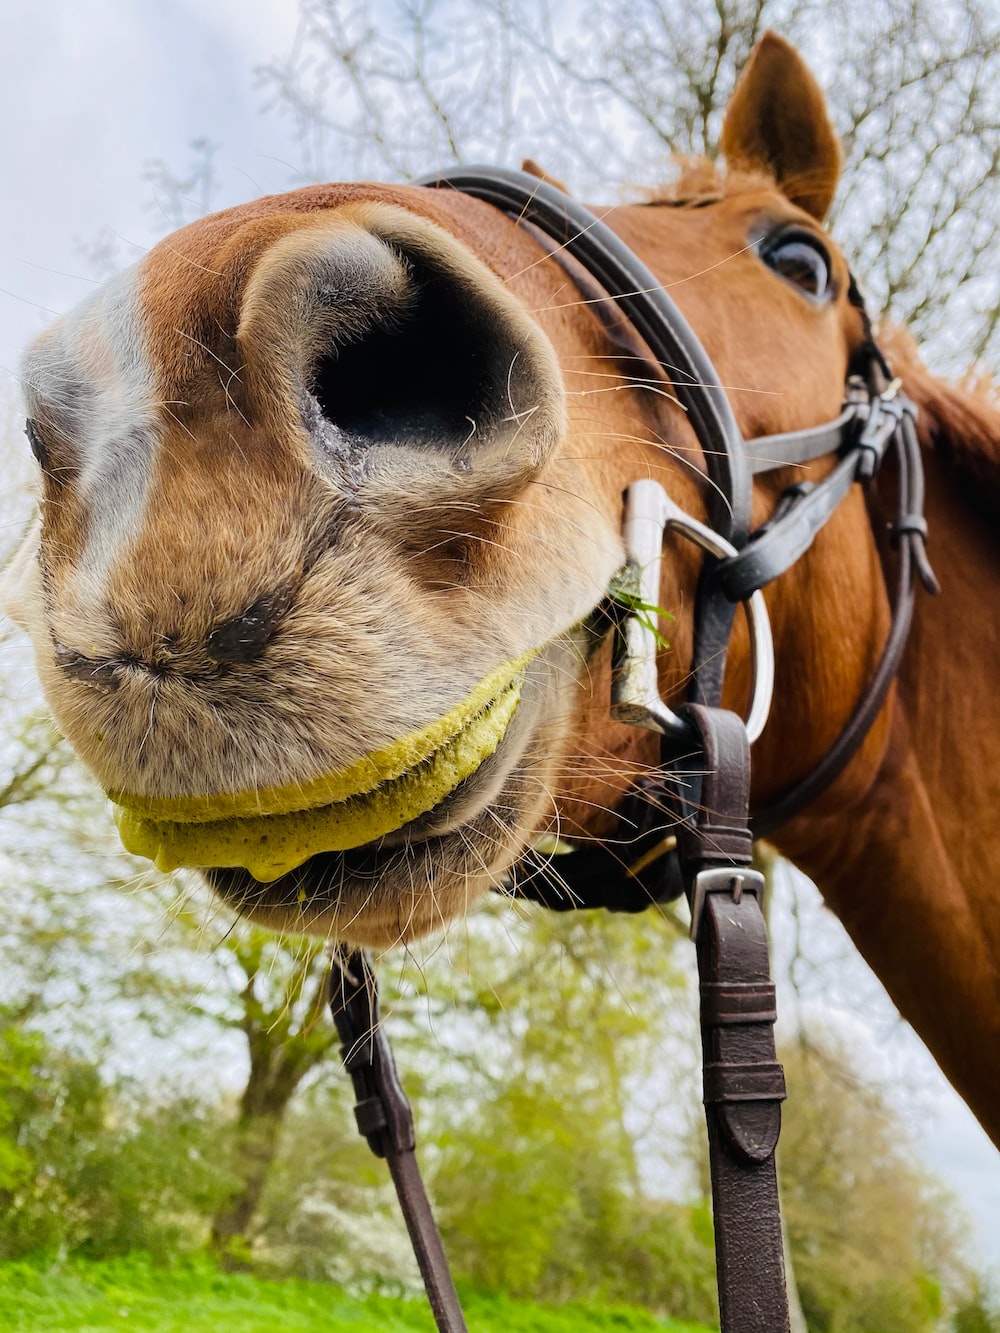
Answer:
[752, 384, 938, 836]
[679, 706, 790, 1333]
[329, 953, 468, 1333]
[714, 452, 859, 602]
[743, 405, 858, 473]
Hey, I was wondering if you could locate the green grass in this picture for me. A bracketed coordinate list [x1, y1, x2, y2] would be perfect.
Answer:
[0, 1255, 715, 1332]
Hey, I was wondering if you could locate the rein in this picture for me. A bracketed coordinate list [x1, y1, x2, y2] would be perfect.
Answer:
[327, 168, 937, 1333]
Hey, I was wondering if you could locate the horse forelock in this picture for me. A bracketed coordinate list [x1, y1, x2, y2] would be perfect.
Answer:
[644, 158, 776, 207]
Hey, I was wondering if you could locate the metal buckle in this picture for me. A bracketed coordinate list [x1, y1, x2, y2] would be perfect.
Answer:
[689, 866, 765, 941]
[610, 479, 775, 743]
[854, 378, 909, 481]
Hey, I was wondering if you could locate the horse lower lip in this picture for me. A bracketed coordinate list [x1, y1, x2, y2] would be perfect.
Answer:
[107, 649, 538, 824]
[203, 652, 557, 935]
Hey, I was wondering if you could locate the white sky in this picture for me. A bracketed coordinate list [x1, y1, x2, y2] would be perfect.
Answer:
[0, 0, 303, 396]
[1, 0, 999, 1287]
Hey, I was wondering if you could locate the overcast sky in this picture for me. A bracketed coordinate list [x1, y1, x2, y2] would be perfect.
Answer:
[0, 0, 303, 397]
[2, 0, 999, 1281]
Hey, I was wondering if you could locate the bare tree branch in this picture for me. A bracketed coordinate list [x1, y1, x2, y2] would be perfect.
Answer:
[258, 0, 1000, 370]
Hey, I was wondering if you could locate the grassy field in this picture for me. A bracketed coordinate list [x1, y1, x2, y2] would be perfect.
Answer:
[0, 1255, 716, 1333]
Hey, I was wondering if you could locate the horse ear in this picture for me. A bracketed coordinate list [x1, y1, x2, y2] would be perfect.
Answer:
[720, 31, 841, 220]
[521, 159, 571, 196]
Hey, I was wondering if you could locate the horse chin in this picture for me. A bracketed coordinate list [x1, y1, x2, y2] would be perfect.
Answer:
[202, 643, 579, 946]
[205, 818, 507, 947]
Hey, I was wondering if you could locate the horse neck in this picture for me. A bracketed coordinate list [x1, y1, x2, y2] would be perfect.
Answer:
[775, 381, 1000, 1147]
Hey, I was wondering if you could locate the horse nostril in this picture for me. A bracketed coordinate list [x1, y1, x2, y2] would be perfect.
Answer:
[205, 590, 292, 665]
[237, 208, 565, 507]
[311, 268, 500, 452]
[54, 645, 123, 693]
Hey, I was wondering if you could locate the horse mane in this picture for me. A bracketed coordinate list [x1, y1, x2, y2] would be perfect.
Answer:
[882, 327, 1000, 520]
[644, 157, 773, 208]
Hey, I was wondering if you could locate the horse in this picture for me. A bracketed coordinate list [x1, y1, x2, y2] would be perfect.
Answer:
[4, 28, 1000, 1183]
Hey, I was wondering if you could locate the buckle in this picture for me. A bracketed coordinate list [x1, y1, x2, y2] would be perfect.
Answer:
[689, 866, 765, 941]
[855, 379, 913, 480]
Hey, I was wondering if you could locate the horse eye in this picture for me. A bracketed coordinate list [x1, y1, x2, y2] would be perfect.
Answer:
[24, 419, 49, 471]
[764, 235, 833, 302]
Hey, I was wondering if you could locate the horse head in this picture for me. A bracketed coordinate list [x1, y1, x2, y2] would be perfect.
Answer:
[0, 34, 902, 942]
[7, 33, 1000, 1152]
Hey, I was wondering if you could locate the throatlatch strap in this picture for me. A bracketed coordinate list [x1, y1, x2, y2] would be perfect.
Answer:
[678, 706, 790, 1333]
[329, 954, 468, 1333]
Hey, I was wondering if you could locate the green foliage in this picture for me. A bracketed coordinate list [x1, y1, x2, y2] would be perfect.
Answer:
[605, 565, 674, 650]
[67, 1099, 239, 1261]
[778, 1038, 965, 1333]
[0, 1021, 48, 1197]
[0, 1012, 109, 1258]
[0, 853, 989, 1329]
[434, 1079, 716, 1319]
[395, 908, 718, 1321]
[0, 1254, 715, 1332]
[952, 1282, 1000, 1333]
[0, 1009, 234, 1262]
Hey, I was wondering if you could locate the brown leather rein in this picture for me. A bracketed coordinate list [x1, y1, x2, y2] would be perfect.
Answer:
[327, 168, 938, 1333]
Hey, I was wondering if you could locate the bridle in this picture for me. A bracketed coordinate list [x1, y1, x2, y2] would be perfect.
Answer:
[328, 168, 938, 1333]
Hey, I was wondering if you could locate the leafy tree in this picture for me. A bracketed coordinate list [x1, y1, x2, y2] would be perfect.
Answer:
[198, 924, 339, 1261]
[0, 1006, 232, 1261]
[79, 880, 346, 1265]
[778, 1037, 967, 1333]
[954, 1283, 1000, 1333]
[411, 905, 717, 1317]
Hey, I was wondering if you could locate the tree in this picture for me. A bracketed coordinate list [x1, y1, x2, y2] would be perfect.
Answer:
[192, 920, 340, 1261]
[0, 1003, 233, 1261]
[953, 1284, 1000, 1333]
[260, 0, 1000, 371]
[778, 1037, 969, 1333]
[415, 903, 716, 1316]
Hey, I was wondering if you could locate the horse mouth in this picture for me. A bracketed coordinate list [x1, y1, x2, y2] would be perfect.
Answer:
[200, 655, 559, 943]
[109, 647, 558, 940]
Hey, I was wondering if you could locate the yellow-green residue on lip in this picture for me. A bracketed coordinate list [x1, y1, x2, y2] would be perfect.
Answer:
[109, 649, 537, 824]
[111, 651, 534, 882]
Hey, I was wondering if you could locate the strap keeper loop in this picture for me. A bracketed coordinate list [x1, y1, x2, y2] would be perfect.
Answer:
[700, 980, 778, 1026]
[890, 513, 929, 545]
[354, 1097, 389, 1151]
[703, 1060, 788, 1105]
